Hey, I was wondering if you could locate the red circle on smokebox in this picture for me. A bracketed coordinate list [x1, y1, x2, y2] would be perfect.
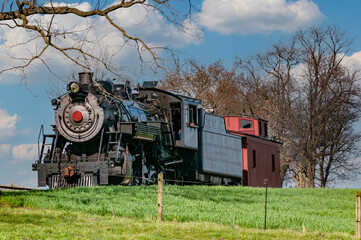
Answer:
[72, 111, 83, 122]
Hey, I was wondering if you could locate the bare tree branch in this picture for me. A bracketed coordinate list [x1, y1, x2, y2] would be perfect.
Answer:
[0, 0, 197, 81]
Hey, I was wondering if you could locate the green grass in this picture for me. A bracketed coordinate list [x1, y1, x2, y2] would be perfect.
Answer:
[0, 186, 358, 239]
[0, 207, 354, 239]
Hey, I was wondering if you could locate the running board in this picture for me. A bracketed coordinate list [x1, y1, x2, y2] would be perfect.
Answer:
[164, 159, 183, 166]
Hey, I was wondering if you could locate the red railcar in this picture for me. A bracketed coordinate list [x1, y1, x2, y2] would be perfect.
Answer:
[224, 116, 281, 187]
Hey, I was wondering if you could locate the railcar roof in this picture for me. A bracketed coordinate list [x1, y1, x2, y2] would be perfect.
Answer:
[224, 115, 268, 122]
[139, 87, 201, 104]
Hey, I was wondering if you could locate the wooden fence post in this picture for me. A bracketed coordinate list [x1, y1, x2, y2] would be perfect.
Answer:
[157, 173, 163, 222]
[357, 191, 361, 239]
[264, 179, 268, 230]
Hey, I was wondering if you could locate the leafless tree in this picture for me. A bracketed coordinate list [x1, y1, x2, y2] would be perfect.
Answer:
[292, 26, 360, 187]
[239, 26, 361, 188]
[313, 67, 361, 187]
[160, 59, 243, 116]
[0, 0, 197, 81]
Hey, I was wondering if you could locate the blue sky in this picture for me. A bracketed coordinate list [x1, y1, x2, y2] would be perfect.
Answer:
[0, 0, 360, 188]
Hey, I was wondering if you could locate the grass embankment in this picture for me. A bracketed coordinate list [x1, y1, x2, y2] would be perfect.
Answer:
[0, 186, 357, 239]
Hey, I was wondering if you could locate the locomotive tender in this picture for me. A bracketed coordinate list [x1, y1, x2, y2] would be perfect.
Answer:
[32, 72, 243, 188]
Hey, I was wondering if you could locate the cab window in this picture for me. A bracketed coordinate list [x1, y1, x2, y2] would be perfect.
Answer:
[188, 105, 197, 124]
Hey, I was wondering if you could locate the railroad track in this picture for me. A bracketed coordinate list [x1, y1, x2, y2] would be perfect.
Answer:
[0, 185, 33, 191]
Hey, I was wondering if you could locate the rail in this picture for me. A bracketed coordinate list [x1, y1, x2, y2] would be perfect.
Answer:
[0, 185, 33, 191]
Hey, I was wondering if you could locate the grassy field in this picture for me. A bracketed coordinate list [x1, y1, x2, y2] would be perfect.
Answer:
[0, 207, 354, 240]
[0, 186, 358, 239]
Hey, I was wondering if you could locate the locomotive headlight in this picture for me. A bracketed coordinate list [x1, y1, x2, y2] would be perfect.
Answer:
[68, 82, 80, 93]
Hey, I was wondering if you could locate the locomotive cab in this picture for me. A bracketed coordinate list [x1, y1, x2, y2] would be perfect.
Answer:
[137, 85, 244, 185]
[137, 86, 200, 150]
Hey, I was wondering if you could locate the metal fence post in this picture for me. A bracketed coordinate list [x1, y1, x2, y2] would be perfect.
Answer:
[157, 173, 163, 222]
[357, 191, 361, 239]
[264, 179, 268, 230]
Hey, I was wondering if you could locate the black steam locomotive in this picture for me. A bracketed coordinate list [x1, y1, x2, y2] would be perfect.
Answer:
[32, 72, 243, 188]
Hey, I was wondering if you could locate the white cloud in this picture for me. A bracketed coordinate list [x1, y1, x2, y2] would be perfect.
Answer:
[43, 2, 92, 11]
[284, 51, 361, 85]
[0, 108, 32, 143]
[0, 144, 11, 158]
[342, 51, 361, 73]
[0, 108, 19, 141]
[106, 4, 202, 47]
[0, 144, 11, 162]
[11, 144, 38, 163]
[198, 0, 323, 35]
[0, 144, 10, 154]
[0, 1, 202, 84]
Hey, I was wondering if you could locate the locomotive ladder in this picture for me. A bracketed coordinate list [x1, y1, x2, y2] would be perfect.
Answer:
[106, 131, 122, 163]
[37, 125, 58, 164]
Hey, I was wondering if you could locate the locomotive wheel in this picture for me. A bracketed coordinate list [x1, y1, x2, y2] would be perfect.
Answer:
[131, 178, 141, 186]
[146, 165, 157, 185]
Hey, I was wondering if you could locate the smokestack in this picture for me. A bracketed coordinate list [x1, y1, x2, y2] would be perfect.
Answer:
[78, 72, 93, 91]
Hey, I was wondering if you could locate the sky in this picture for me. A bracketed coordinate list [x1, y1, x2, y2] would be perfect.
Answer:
[0, 0, 361, 188]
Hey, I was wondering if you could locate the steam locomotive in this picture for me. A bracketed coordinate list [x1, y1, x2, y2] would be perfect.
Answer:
[32, 72, 243, 188]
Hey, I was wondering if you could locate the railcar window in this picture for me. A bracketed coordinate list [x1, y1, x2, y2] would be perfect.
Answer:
[253, 150, 256, 168]
[240, 120, 252, 129]
[259, 121, 262, 136]
[265, 122, 268, 137]
[188, 105, 197, 124]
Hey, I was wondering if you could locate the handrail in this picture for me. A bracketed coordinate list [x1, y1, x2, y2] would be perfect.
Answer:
[37, 125, 44, 160]
[98, 128, 105, 161]
[51, 131, 59, 163]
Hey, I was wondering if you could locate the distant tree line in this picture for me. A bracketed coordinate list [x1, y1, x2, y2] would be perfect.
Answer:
[160, 26, 361, 188]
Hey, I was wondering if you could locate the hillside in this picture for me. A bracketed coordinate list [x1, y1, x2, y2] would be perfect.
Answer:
[0, 186, 358, 239]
